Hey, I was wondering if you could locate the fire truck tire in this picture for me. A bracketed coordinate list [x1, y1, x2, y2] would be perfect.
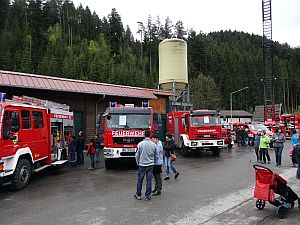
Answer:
[11, 159, 32, 191]
[181, 144, 189, 157]
[105, 159, 116, 169]
[212, 148, 221, 156]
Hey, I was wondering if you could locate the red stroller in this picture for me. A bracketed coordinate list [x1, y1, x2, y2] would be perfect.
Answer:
[253, 165, 300, 219]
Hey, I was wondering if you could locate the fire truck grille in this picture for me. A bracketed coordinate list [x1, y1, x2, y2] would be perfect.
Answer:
[120, 152, 136, 156]
[113, 137, 144, 144]
[195, 134, 219, 139]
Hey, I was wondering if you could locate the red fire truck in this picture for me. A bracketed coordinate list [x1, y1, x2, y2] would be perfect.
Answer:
[167, 110, 224, 156]
[280, 114, 300, 138]
[0, 94, 74, 190]
[102, 104, 153, 169]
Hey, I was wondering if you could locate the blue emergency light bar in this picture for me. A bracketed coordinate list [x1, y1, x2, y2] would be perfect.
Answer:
[0, 92, 6, 102]
[110, 101, 117, 107]
[142, 101, 149, 108]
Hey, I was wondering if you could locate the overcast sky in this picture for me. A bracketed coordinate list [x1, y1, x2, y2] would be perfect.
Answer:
[72, 0, 300, 47]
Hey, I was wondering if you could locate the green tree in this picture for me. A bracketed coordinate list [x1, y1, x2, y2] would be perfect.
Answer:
[108, 8, 124, 57]
[27, 0, 45, 71]
[174, 20, 186, 39]
[189, 74, 221, 109]
[0, 0, 10, 31]
[161, 17, 173, 39]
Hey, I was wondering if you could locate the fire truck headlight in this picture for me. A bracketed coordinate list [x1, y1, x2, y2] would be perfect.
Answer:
[191, 142, 197, 146]
[104, 149, 114, 156]
[217, 141, 223, 145]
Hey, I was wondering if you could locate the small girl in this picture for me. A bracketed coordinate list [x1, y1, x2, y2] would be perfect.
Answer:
[87, 139, 96, 170]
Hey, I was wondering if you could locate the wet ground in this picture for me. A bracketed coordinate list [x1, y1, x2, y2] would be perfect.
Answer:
[1, 142, 299, 225]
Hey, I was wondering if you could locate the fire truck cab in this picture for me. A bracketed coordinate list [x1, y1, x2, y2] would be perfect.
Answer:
[0, 94, 73, 190]
[167, 110, 224, 156]
[102, 104, 153, 169]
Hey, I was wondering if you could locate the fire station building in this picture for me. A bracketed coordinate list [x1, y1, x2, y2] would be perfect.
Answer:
[0, 70, 173, 141]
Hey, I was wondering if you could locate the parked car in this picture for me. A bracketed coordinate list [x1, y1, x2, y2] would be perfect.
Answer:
[230, 122, 273, 147]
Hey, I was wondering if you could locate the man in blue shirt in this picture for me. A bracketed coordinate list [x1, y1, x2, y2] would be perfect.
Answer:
[151, 134, 163, 196]
[135, 130, 157, 200]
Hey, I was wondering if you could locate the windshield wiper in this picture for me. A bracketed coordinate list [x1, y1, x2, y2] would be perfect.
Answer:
[123, 126, 131, 130]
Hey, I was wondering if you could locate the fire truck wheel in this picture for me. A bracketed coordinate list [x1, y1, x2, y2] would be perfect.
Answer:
[181, 144, 189, 157]
[212, 148, 221, 156]
[11, 159, 32, 190]
[105, 159, 116, 169]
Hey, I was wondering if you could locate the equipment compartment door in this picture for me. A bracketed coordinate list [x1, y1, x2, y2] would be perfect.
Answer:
[31, 110, 48, 160]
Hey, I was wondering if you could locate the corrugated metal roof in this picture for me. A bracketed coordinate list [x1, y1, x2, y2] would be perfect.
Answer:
[0, 70, 173, 99]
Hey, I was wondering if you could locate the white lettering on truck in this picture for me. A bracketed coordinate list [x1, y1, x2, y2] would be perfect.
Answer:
[197, 129, 217, 133]
[112, 130, 145, 137]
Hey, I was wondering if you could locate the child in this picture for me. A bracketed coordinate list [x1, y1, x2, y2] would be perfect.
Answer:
[87, 139, 96, 170]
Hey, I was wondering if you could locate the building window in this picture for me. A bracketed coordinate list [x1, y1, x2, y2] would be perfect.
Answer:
[21, 110, 31, 129]
[33, 111, 44, 129]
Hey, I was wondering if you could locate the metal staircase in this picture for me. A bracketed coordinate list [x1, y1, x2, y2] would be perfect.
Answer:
[262, 0, 275, 123]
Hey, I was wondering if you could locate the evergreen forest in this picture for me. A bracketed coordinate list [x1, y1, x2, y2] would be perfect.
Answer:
[1, 0, 300, 113]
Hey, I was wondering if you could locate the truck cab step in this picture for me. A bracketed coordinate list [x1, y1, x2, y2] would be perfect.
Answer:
[51, 160, 68, 166]
[34, 165, 50, 173]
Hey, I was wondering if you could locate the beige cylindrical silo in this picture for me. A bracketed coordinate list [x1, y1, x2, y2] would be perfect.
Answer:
[159, 38, 188, 96]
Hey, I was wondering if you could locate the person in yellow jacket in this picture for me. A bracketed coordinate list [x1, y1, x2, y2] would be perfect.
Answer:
[259, 130, 271, 164]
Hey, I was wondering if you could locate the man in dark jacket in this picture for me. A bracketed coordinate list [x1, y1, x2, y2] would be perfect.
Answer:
[296, 145, 300, 179]
[164, 132, 179, 180]
[70, 136, 77, 166]
[76, 131, 85, 165]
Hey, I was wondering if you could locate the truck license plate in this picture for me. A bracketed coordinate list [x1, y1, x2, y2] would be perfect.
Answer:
[123, 148, 135, 153]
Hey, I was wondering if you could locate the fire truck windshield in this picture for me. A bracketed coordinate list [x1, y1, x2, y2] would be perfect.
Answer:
[250, 124, 268, 131]
[190, 115, 220, 127]
[106, 114, 151, 130]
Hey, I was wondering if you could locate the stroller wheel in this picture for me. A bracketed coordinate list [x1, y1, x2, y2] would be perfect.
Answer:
[256, 199, 266, 210]
[277, 205, 287, 219]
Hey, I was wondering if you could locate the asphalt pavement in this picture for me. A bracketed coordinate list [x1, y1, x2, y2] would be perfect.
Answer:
[0, 142, 299, 225]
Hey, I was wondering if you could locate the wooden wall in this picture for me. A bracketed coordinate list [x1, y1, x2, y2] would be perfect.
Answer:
[150, 96, 167, 114]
